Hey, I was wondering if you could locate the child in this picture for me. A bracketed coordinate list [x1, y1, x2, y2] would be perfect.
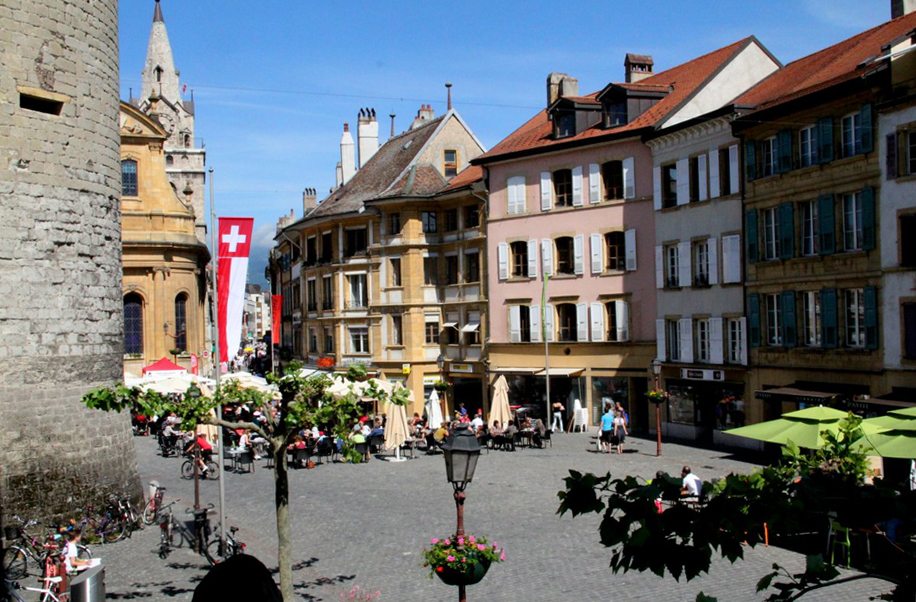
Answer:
[64, 531, 91, 573]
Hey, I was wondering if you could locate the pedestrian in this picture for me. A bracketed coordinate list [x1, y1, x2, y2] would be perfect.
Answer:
[551, 400, 565, 432]
[681, 466, 703, 498]
[599, 404, 615, 453]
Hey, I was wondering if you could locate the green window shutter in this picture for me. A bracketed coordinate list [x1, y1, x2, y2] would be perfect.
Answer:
[859, 104, 874, 154]
[781, 290, 797, 348]
[861, 186, 876, 251]
[817, 118, 834, 164]
[779, 202, 795, 259]
[745, 141, 757, 182]
[748, 293, 761, 348]
[821, 288, 838, 349]
[818, 194, 835, 255]
[864, 285, 878, 349]
[746, 210, 759, 264]
[777, 129, 792, 173]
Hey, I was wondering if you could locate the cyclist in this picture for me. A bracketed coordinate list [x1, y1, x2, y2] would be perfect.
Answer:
[186, 432, 214, 477]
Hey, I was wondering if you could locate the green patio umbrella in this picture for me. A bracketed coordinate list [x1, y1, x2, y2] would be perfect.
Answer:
[864, 406, 916, 430]
[853, 423, 916, 459]
[723, 406, 874, 450]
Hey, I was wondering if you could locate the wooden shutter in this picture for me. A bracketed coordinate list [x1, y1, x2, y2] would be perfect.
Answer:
[590, 233, 603, 274]
[708, 149, 720, 198]
[541, 238, 553, 276]
[625, 229, 637, 271]
[540, 172, 552, 211]
[781, 290, 797, 348]
[676, 158, 689, 205]
[679, 318, 693, 363]
[710, 317, 724, 364]
[572, 166, 584, 207]
[527, 239, 539, 280]
[588, 163, 601, 203]
[497, 242, 509, 280]
[530, 304, 541, 343]
[861, 186, 876, 251]
[817, 118, 834, 164]
[708, 237, 719, 285]
[779, 202, 795, 260]
[887, 133, 898, 179]
[739, 317, 748, 365]
[722, 234, 741, 284]
[677, 241, 691, 287]
[777, 129, 792, 173]
[507, 178, 518, 214]
[748, 293, 761, 348]
[818, 194, 835, 255]
[615, 300, 629, 342]
[508, 306, 521, 343]
[859, 104, 873, 154]
[864, 285, 878, 349]
[745, 141, 757, 181]
[576, 302, 589, 342]
[623, 157, 635, 199]
[573, 235, 584, 275]
[653, 166, 662, 211]
[516, 177, 527, 213]
[544, 304, 555, 342]
[729, 145, 740, 195]
[656, 319, 667, 360]
[821, 289, 838, 348]
[655, 245, 664, 289]
[590, 302, 605, 342]
[745, 210, 758, 264]
[698, 153, 708, 201]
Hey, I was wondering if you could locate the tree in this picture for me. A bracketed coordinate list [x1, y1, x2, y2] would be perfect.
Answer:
[81, 363, 409, 602]
[557, 415, 915, 601]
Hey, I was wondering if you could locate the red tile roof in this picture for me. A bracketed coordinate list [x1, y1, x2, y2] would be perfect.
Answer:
[736, 11, 916, 111]
[439, 164, 484, 193]
[475, 37, 757, 164]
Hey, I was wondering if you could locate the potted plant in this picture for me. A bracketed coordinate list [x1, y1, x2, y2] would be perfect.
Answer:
[646, 389, 670, 404]
[433, 380, 452, 393]
[422, 533, 504, 585]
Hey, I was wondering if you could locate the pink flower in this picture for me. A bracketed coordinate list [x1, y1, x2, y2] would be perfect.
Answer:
[461, 558, 466, 563]
[457, 537, 465, 545]
[446, 555, 455, 562]
[477, 544, 485, 551]
[500, 551, 506, 561]
[443, 539, 450, 545]
[468, 536, 475, 543]
[430, 538, 439, 544]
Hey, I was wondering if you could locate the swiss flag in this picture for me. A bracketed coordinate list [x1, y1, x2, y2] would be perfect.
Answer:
[218, 218, 253, 259]
[217, 218, 254, 363]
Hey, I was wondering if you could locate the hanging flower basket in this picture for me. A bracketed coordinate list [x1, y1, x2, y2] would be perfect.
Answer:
[436, 557, 491, 586]
[646, 389, 670, 404]
[433, 381, 452, 392]
[422, 533, 504, 586]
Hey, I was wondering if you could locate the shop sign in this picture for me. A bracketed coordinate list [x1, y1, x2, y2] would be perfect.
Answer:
[340, 357, 369, 367]
[317, 357, 335, 368]
[402, 363, 411, 375]
[680, 368, 724, 381]
[449, 363, 473, 374]
[423, 376, 444, 386]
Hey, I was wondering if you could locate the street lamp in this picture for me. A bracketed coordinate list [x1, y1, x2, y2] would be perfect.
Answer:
[441, 423, 481, 602]
[650, 357, 663, 457]
[437, 353, 448, 417]
[185, 384, 203, 510]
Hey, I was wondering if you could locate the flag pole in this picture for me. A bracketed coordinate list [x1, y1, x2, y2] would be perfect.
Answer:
[542, 272, 550, 430]
[208, 167, 227, 552]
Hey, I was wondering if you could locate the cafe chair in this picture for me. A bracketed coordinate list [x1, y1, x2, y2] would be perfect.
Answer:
[237, 449, 256, 474]
[827, 520, 852, 568]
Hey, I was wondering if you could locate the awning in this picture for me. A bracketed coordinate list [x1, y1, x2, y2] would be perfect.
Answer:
[540, 367, 585, 377]
[461, 322, 480, 333]
[490, 367, 541, 374]
[443, 321, 458, 329]
[755, 387, 838, 404]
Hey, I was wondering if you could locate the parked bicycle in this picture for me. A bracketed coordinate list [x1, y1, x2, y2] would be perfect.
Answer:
[67, 503, 128, 544]
[206, 525, 246, 565]
[142, 485, 167, 525]
[157, 501, 214, 564]
[4, 576, 64, 602]
[2, 517, 90, 580]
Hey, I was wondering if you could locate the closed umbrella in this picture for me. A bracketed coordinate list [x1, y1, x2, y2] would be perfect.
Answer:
[723, 406, 874, 450]
[490, 375, 513, 431]
[426, 389, 444, 430]
[384, 386, 411, 463]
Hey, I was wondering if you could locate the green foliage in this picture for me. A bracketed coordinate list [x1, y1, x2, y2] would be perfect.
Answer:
[421, 534, 504, 578]
[782, 414, 870, 485]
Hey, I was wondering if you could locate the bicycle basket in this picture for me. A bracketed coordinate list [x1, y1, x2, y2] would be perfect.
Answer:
[4, 525, 18, 539]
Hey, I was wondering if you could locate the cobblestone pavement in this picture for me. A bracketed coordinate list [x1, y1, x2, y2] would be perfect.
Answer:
[88, 433, 891, 601]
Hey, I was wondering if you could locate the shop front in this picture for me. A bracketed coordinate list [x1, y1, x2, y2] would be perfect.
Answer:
[661, 367, 746, 443]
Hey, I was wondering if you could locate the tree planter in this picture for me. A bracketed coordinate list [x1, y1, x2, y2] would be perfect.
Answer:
[435, 558, 491, 586]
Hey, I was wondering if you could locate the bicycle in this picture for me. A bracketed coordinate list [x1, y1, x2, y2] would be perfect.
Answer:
[180, 455, 219, 481]
[2, 518, 90, 580]
[206, 525, 246, 565]
[158, 502, 214, 564]
[4, 577, 64, 602]
[142, 485, 167, 525]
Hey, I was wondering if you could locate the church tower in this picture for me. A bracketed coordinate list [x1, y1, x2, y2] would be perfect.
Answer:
[137, 0, 207, 242]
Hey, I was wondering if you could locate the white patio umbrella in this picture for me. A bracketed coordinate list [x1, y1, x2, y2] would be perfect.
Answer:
[426, 389, 444, 430]
[384, 387, 411, 463]
[490, 375, 513, 430]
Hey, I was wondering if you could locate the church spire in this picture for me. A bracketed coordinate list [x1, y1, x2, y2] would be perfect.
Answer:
[153, 0, 163, 23]
[141, 0, 180, 104]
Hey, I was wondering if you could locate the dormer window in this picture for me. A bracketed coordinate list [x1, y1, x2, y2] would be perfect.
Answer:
[443, 149, 458, 178]
[556, 112, 576, 138]
[605, 99, 627, 127]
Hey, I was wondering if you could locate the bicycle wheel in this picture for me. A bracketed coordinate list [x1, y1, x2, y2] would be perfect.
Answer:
[202, 537, 217, 566]
[142, 500, 159, 525]
[76, 544, 92, 561]
[205, 459, 219, 480]
[2, 546, 29, 580]
[101, 517, 126, 543]
[180, 460, 195, 480]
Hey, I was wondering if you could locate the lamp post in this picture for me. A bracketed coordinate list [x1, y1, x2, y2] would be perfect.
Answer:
[441, 423, 482, 602]
[186, 384, 203, 510]
[650, 357, 662, 457]
[437, 353, 448, 418]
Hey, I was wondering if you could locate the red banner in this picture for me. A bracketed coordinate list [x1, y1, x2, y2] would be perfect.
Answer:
[271, 295, 282, 342]
[217, 217, 254, 363]
[190, 353, 199, 375]
[317, 357, 334, 368]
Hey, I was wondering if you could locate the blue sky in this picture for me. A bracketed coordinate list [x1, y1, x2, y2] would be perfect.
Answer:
[119, 0, 892, 286]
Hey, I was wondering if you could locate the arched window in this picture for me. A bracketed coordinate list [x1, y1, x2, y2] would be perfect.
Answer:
[183, 133, 191, 148]
[124, 293, 143, 354]
[166, 155, 174, 166]
[174, 293, 188, 352]
[154, 66, 163, 82]
[121, 159, 138, 196]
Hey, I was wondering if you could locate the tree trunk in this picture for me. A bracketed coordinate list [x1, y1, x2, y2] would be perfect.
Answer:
[273, 441, 292, 601]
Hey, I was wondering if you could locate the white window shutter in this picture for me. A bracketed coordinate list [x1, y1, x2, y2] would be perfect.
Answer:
[590, 302, 605, 342]
[625, 229, 637, 271]
[572, 166, 584, 207]
[540, 172, 552, 211]
[380, 215, 387, 236]
[527, 239, 538, 280]
[739, 317, 748, 365]
[710, 317, 724, 364]
[590, 233, 603, 274]
[708, 149, 720, 199]
[576, 302, 589, 342]
[573, 234, 584, 275]
[679, 318, 694, 363]
[544, 304, 555, 342]
[530, 305, 541, 343]
[728, 145, 740, 195]
[698, 154, 708, 201]
[677, 241, 691, 287]
[623, 157, 635, 199]
[497, 242, 509, 281]
[722, 235, 741, 284]
[676, 158, 689, 205]
[541, 238, 553, 276]
[708, 237, 719, 285]
[653, 166, 662, 211]
[656, 319, 667, 360]
[507, 179, 518, 214]
[616, 300, 629, 342]
[588, 164, 601, 204]
[655, 245, 664, 289]
[509, 306, 521, 343]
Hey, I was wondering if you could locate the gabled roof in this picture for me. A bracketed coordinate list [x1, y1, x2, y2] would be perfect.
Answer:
[439, 164, 485, 193]
[474, 37, 757, 164]
[736, 11, 916, 112]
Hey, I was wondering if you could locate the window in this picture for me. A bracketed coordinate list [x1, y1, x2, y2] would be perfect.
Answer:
[324, 327, 334, 353]
[555, 237, 575, 275]
[465, 252, 480, 283]
[799, 126, 816, 167]
[553, 169, 573, 207]
[801, 201, 819, 256]
[425, 320, 440, 344]
[695, 319, 710, 362]
[391, 315, 403, 346]
[309, 328, 318, 353]
[445, 255, 459, 285]
[348, 326, 369, 354]
[727, 318, 744, 364]
[845, 289, 865, 348]
[347, 274, 367, 308]
[322, 276, 333, 310]
[464, 317, 481, 345]
[763, 208, 779, 260]
[689, 156, 700, 202]
[901, 215, 916, 267]
[306, 237, 317, 266]
[174, 294, 187, 352]
[904, 303, 916, 359]
[908, 131, 916, 175]
[166, 155, 174, 166]
[444, 149, 458, 178]
[766, 293, 782, 346]
[719, 148, 733, 194]
[667, 319, 681, 361]
[803, 291, 821, 347]
[519, 306, 532, 342]
[606, 100, 627, 127]
[444, 209, 459, 232]
[510, 241, 528, 277]
[291, 279, 301, 310]
[465, 205, 480, 228]
[121, 159, 138, 196]
[843, 192, 863, 251]
[842, 112, 861, 157]
[422, 211, 437, 234]
[661, 164, 677, 208]
[124, 294, 143, 355]
[602, 161, 623, 200]
[344, 228, 367, 257]
[557, 303, 577, 342]
[390, 257, 402, 287]
[321, 232, 333, 263]
[388, 212, 401, 235]
[556, 112, 575, 138]
[762, 136, 777, 177]
[507, 176, 527, 215]
[605, 232, 625, 271]
[307, 279, 317, 311]
[693, 240, 710, 286]
[423, 256, 438, 285]
[665, 245, 679, 288]
[605, 301, 623, 342]
[444, 318, 460, 345]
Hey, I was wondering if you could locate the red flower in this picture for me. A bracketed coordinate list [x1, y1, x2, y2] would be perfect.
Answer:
[436, 567, 443, 572]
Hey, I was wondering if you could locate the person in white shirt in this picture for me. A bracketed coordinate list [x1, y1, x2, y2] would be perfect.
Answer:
[470, 412, 484, 432]
[681, 466, 703, 497]
[64, 531, 90, 573]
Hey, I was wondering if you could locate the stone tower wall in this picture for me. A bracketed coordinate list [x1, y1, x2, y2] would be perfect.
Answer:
[0, 0, 142, 522]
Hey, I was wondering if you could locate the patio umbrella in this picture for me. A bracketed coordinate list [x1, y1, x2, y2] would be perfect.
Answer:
[723, 406, 871, 450]
[490, 375, 513, 430]
[852, 424, 916, 459]
[864, 406, 916, 430]
[384, 386, 411, 463]
[426, 389, 444, 430]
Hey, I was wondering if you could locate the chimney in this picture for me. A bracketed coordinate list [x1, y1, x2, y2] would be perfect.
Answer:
[357, 108, 379, 168]
[625, 54, 654, 83]
[559, 76, 578, 98]
[335, 161, 343, 188]
[546, 72, 568, 107]
[446, 82, 453, 111]
[302, 188, 317, 214]
[892, 0, 916, 16]
[340, 122, 356, 184]
[410, 104, 436, 130]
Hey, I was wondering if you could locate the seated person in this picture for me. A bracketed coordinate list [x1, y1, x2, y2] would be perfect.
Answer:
[490, 420, 503, 436]
[681, 466, 702, 498]
[470, 411, 484, 433]
[368, 421, 385, 437]
[434, 422, 450, 443]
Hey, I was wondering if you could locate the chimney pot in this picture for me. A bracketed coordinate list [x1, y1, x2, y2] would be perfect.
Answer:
[343, 122, 350, 132]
